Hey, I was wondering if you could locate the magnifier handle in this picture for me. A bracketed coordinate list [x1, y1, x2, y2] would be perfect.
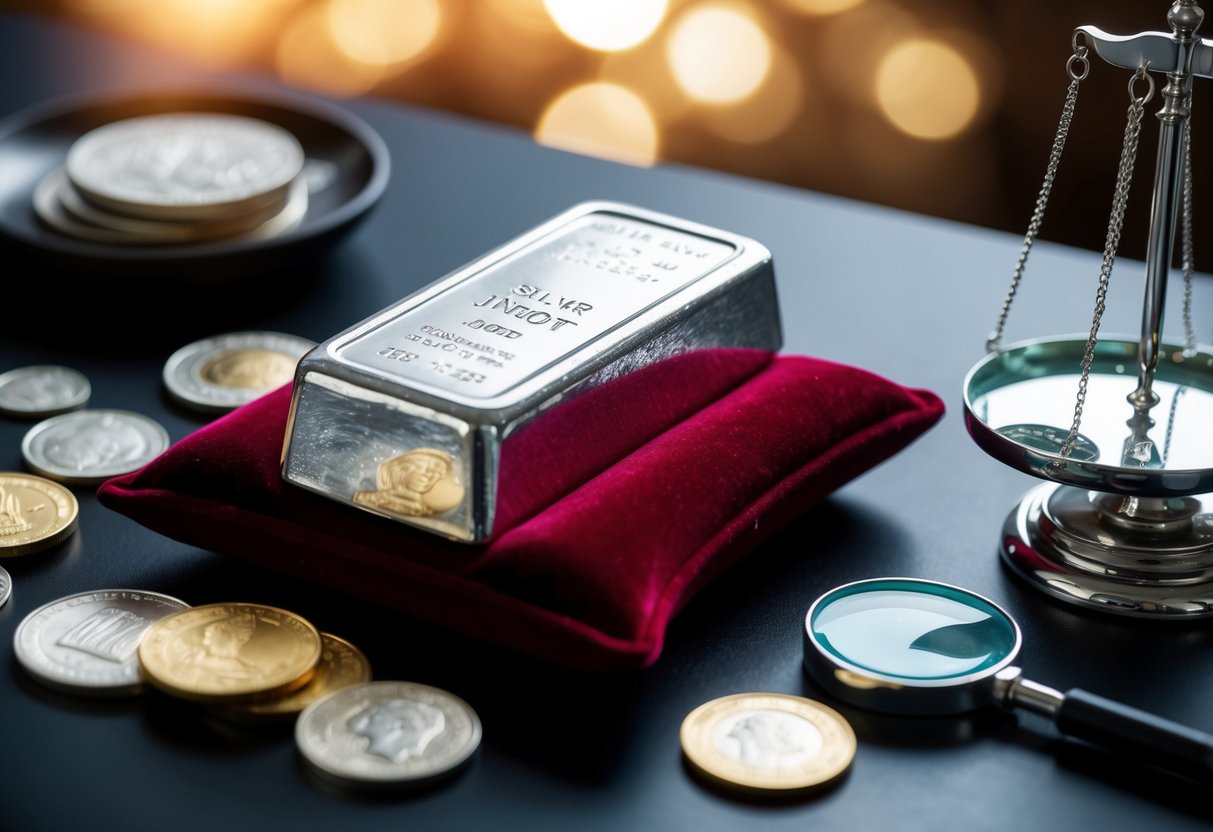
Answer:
[1058, 689, 1213, 781]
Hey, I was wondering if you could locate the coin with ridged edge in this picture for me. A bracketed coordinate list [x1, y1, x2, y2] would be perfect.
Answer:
[0, 564, 11, 608]
[680, 693, 856, 793]
[215, 633, 371, 721]
[296, 681, 482, 789]
[21, 409, 169, 484]
[163, 331, 314, 413]
[14, 589, 189, 696]
[0, 365, 90, 418]
[66, 113, 304, 222]
[0, 473, 78, 557]
[138, 603, 321, 703]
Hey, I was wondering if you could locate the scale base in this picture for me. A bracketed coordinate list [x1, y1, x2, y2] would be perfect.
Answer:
[1001, 483, 1213, 618]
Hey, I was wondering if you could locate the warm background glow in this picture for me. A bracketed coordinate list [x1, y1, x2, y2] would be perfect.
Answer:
[875, 39, 980, 140]
[544, 0, 668, 52]
[43, 0, 1185, 259]
[666, 5, 772, 105]
[536, 83, 660, 166]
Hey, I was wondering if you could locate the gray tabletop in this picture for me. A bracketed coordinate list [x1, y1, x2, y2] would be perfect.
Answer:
[0, 13, 1211, 831]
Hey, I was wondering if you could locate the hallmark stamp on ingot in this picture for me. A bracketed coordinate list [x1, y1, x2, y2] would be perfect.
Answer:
[282, 202, 782, 542]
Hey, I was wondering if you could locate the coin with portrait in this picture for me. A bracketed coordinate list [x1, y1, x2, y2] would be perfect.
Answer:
[0, 365, 90, 418]
[21, 410, 169, 484]
[680, 693, 855, 793]
[138, 603, 321, 702]
[296, 681, 481, 789]
[216, 633, 371, 721]
[354, 449, 464, 519]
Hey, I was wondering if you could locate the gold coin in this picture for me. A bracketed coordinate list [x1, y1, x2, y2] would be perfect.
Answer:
[0, 473, 79, 557]
[680, 693, 856, 793]
[138, 603, 321, 703]
[353, 448, 465, 518]
[216, 633, 371, 721]
[199, 349, 298, 391]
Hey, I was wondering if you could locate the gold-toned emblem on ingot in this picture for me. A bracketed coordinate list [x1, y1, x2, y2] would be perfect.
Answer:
[354, 448, 465, 518]
[138, 603, 321, 703]
[217, 633, 372, 721]
[680, 693, 856, 794]
[0, 473, 79, 557]
[200, 349, 296, 391]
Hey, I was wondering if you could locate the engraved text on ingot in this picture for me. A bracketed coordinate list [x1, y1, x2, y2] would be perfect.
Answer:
[354, 449, 465, 518]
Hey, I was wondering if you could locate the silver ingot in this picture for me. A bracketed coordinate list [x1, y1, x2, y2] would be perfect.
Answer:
[282, 201, 783, 542]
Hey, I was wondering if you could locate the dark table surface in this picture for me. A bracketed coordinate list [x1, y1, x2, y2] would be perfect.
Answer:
[2, 12, 1212, 832]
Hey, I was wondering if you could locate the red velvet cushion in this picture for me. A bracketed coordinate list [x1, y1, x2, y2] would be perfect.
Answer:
[98, 349, 943, 670]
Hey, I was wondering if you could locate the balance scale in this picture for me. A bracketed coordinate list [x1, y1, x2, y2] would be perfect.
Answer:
[964, 1, 1213, 617]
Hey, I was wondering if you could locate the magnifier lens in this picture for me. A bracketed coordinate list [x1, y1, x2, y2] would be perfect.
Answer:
[809, 580, 1019, 682]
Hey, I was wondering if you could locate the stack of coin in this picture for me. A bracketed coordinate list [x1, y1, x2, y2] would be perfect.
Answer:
[34, 113, 307, 245]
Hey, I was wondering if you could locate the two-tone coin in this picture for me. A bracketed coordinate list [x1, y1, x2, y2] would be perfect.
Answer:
[13, 589, 190, 696]
[0, 473, 78, 557]
[0, 366, 91, 418]
[139, 602, 322, 703]
[66, 113, 304, 221]
[22, 409, 169, 484]
[0, 564, 11, 608]
[217, 633, 371, 721]
[296, 681, 482, 789]
[163, 332, 314, 413]
[680, 693, 856, 793]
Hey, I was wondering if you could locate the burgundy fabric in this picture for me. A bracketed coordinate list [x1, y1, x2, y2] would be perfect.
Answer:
[98, 349, 944, 670]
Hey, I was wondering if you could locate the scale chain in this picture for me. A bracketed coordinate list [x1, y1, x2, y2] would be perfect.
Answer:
[986, 42, 1089, 354]
[1057, 63, 1154, 459]
[1181, 95, 1198, 356]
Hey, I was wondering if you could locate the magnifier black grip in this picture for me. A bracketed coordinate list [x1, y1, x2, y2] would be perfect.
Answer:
[1057, 689, 1213, 782]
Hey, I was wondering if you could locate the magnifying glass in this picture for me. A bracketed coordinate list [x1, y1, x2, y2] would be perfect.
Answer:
[803, 578, 1213, 781]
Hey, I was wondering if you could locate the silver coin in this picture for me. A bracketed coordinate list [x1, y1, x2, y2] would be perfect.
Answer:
[14, 589, 190, 696]
[163, 331, 314, 414]
[22, 409, 170, 484]
[66, 113, 304, 222]
[34, 168, 308, 246]
[0, 564, 11, 609]
[0, 365, 90, 418]
[296, 681, 482, 788]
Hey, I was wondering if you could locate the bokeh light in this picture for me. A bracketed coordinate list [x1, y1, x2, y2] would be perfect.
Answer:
[327, 0, 443, 67]
[544, 0, 668, 53]
[778, 0, 866, 15]
[666, 4, 773, 105]
[702, 45, 803, 143]
[276, 3, 384, 96]
[875, 39, 980, 140]
[69, 0, 298, 66]
[535, 83, 659, 166]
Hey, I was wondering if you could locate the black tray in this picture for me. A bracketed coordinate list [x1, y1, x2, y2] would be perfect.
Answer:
[0, 87, 390, 282]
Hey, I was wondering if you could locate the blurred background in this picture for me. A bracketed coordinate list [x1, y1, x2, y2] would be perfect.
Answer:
[6, 0, 1210, 262]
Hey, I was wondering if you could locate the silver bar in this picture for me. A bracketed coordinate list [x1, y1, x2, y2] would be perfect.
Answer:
[281, 202, 782, 542]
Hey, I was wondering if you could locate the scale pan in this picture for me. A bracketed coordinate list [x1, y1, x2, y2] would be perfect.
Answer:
[964, 335, 1213, 497]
